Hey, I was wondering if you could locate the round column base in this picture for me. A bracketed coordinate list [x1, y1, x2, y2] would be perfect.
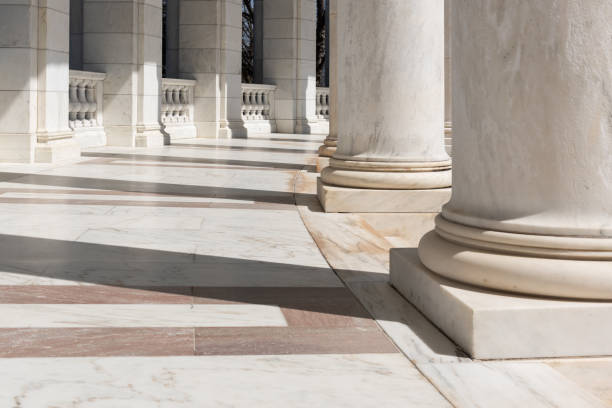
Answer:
[321, 158, 452, 189]
[418, 216, 612, 300]
[318, 145, 337, 157]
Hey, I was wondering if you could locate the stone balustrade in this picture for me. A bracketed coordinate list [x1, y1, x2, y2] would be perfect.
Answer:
[316, 87, 330, 120]
[241, 83, 277, 134]
[69, 70, 106, 147]
[161, 78, 197, 140]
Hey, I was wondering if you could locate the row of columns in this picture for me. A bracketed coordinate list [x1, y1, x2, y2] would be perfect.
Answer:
[0, 0, 327, 163]
[319, 0, 612, 358]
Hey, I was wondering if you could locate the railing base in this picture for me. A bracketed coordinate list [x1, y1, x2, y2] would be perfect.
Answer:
[244, 120, 276, 136]
[73, 127, 107, 148]
[164, 124, 197, 141]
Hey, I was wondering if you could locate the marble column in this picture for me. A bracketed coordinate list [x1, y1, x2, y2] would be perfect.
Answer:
[165, 0, 180, 78]
[178, 0, 246, 139]
[317, 0, 337, 159]
[391, 0, 612, 359]
[263, 0, 321, 134]
[0, 0, 81, 163]
[318, 0, 451, 213]
[83, 0, 165, 147]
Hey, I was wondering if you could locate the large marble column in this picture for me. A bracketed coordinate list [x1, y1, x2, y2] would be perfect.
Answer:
[262, 0, 322, 134]
[317, 0, 337, 160]
[0, 0, 81, 163]
[178, 0, 246, 139]
[391, 0, 612, 359]
[318, 0, 451, 213]
[83, 0, 165, 147]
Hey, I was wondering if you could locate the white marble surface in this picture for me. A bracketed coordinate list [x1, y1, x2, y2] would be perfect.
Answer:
[391, 247, 612, 359]
[418, 361, 608, 408]
[0, 354, 451, 407]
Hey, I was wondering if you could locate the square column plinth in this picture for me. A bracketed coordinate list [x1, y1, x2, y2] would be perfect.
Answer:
[317, 178, 451, 213]
[390, 248, 612, 359]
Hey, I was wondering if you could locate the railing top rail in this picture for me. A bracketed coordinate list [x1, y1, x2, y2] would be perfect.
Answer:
[241, 83, 277, 91]
[162, 77, 197, 87]
[69, 70, 106, 81]
[316, 87, 330, 92]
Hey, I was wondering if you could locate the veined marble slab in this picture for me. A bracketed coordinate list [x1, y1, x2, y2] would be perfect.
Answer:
[418, 361, 608, 408]
[0, 304, 288, 328]
[0, 354, 450, 407]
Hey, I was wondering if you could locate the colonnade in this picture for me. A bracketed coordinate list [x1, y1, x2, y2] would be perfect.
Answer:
[0, 0, 327, 163]
[1, 0, 610, 359]
[319, 0, 612, 359]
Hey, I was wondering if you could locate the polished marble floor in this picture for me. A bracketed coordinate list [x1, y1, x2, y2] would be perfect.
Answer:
[0, 134, 610, 407]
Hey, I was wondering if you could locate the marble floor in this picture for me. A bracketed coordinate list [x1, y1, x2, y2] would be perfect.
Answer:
[0, 134, 610, 407]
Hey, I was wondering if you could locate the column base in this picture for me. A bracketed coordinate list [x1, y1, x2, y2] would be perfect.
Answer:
[293, 118, 326, 135]
[390, 248, 612, 359]
[318, 144, 336, 158]
[34, 138, 81, 163]
[244, 120, 276, 136]
[219, 120, 247, 139]
[419, 216, 612, 300]
[73, 127, 107, 148]
[106, 125, 165, 147]
[316, 157, 331, 173]
[163, 123, 197, 142]
[317, 178, 451, 213]
[135, 132, 165, 148]
[309, 119, 329, 135]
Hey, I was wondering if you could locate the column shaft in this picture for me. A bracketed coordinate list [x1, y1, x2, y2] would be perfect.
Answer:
[320, 0, 450, 190]
[263, 0, 321, 134]
[83, 0, 165, 147]
[418, 0, 612, 299]
[178, 0, 246, 139]
[0, 0, 80, 163]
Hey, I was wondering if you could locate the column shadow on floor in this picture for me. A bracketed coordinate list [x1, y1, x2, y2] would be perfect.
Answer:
[171, 143, 320, 155]
[81, 152, 318, 172]
[0, 172, 317, 206]
[0, 233, 459, 358]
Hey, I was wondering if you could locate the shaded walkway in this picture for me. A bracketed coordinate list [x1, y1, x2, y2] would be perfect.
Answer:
[0, 135, 451, 407]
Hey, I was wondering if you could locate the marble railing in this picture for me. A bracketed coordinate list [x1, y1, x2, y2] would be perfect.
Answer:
[316, 87, 330, 120]
[69, 70, 105, 129]
[161, 78, 197, 140]
[69, 70, 106, 147]
[241, 83, 277, 134]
